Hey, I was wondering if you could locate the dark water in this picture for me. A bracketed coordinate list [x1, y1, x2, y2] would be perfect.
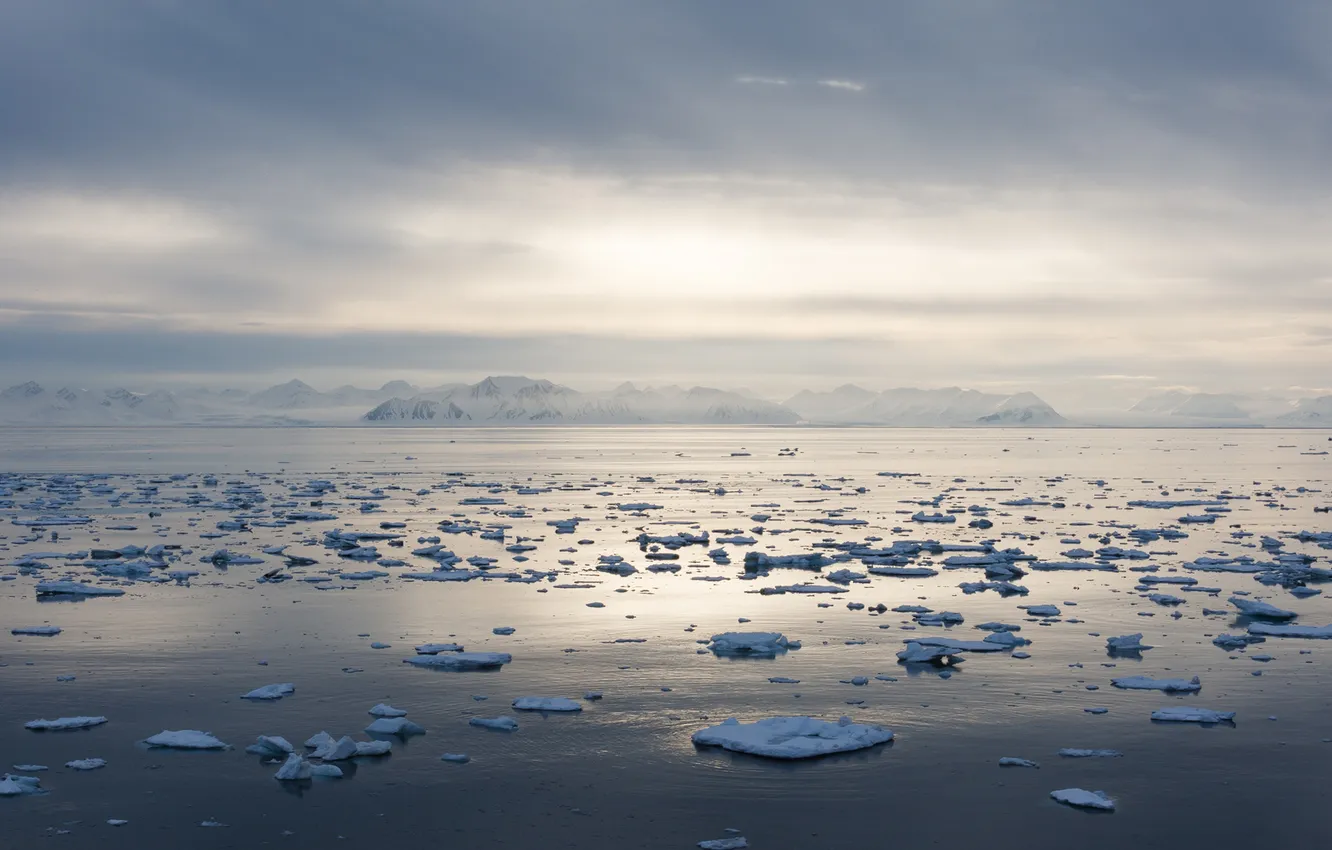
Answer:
[1, 427, 1329, 848]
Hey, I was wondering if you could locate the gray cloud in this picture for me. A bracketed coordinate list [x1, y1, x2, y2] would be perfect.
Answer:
[1, 1, 1330, 405]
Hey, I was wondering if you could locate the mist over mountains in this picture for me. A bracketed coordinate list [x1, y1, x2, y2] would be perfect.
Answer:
[0, 376, 1328, 427]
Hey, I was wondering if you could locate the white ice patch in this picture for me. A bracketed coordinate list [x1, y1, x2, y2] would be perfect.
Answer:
[691, 716, 893, 759]
[142, 730, 230, 749]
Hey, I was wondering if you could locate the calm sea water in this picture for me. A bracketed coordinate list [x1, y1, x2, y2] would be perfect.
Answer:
[1, 427, 1328, 849]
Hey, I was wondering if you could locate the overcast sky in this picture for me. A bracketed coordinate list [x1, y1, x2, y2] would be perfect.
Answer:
[2, 1, 1329, 410]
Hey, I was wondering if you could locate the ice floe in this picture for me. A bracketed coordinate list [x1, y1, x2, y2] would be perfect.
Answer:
[691, 716, 893, 759]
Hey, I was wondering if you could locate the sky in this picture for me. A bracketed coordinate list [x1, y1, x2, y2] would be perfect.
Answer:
[2, 1, 1330, 411]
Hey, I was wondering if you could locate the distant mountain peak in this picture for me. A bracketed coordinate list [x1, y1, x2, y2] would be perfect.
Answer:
[1, 380, 45, 400]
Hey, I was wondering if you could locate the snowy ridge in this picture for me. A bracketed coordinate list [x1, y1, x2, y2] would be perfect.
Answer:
[784, 386, 1066, 426]
[7, 375, 1328, 427]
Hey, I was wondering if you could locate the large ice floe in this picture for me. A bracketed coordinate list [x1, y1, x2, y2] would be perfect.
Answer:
[142, 730, 230, 749]
[1111, 675, 1202, 692]
[1050, 788, 1115, 811]
[1228, 596, 1297, 620]
[512, 697, 582, 712]
[691, 716, 893, 759]
[1248, 622, 1332, 639]
[706, 632, 798, 656]
[403, 651, 512, 670]
[1150, 707, 1235, 723]
[25, 716, 108, 731]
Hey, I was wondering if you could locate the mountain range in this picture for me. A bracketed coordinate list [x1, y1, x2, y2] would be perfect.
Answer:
[0, 377, 1328, 427]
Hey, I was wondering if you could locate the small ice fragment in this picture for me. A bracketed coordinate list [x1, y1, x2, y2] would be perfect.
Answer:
[368, 703, 408, 717]
[1050, 788, 1115, 811]
[1150, 707, 1235, 723]
[469, 716, 519, 731]
[1111, 675, 1201, 692]
[999, 757, 1040, 768]
[512, 697, 582, 712]
[441, 753, 471, 763]
[241, 683, 295, 700]
[364, 717, 426, 735]
[273, 753, 311, 780]
[245, 736, 294, 756]
[66, 758, 107, 770]
[10, 626, 61, 636]
[26, 716, 108, 731]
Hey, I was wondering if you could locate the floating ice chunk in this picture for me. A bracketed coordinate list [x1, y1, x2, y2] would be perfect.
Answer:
[999, 757, 1040, 768]
[273, 753, 311, 781]
[241, 683, 295, 700]
[310, 763, 343, 777]
[1022, 604, 1061, 617]
[304, 731, 334, 749]
[1248, 623, 1332, 639]
[65, 758, 107, 770]
[1111, 675, 1200, 692]
[916, 611, 964, 626]
[691, 716, 893, 759]
[707, 632, 792, 656]
[310, 736, 357, 761]
[415, 643, 464, 654]
[492, 626, 516, 635]
[768, 677, 800, 684]
[26, 716, 108, 731]
[1151, 707, 1235, 723]
[143, 730, 229, 749]
[0, 774, 44, 796]
[35, 581, 124, 596]
[440, 753, 471, 763]
[1147, 593, 1185, 606]
[982, 631, 1030, 648]
[898, 642, 964, 665]
[912, 512, 955, 523]
[365, 717, 426, 735]
[1106, 634, 1152, 652]
[245, 735, 294, 756]
[12, 765, 47, 772]
[10, 626, 61, 636]
[368, 703, 408, 717]
[404, 652, 511, 670]
[698, 839, 749, 849]
[743, 552, 830, 570]
[761, 584, 846, 595]
[905, 637, 1007, 653]
[1058, 749, 1122, 758]
[512, 697, 582, 712]
[869, 566, 938, 577]
[469, 716, 519, 731]
[1030, 561, 1117, 572]
[1051, 788, 1115, 811]
[1228, 597, 1297, 620]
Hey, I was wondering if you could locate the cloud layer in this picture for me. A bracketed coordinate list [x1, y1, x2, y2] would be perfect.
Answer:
[2, 1, 1329, 409]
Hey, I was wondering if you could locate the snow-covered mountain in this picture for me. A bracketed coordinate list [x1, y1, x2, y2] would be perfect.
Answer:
[1125, 391, 1315, 425]
[3, 377, 1326, 427]
[1277, 395, 1332, 426]
[363, 377, 796, 425]
[785, 386, 1066, 426]
[1131, 391, 1252, 419]
[0, 383, 200, 424]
